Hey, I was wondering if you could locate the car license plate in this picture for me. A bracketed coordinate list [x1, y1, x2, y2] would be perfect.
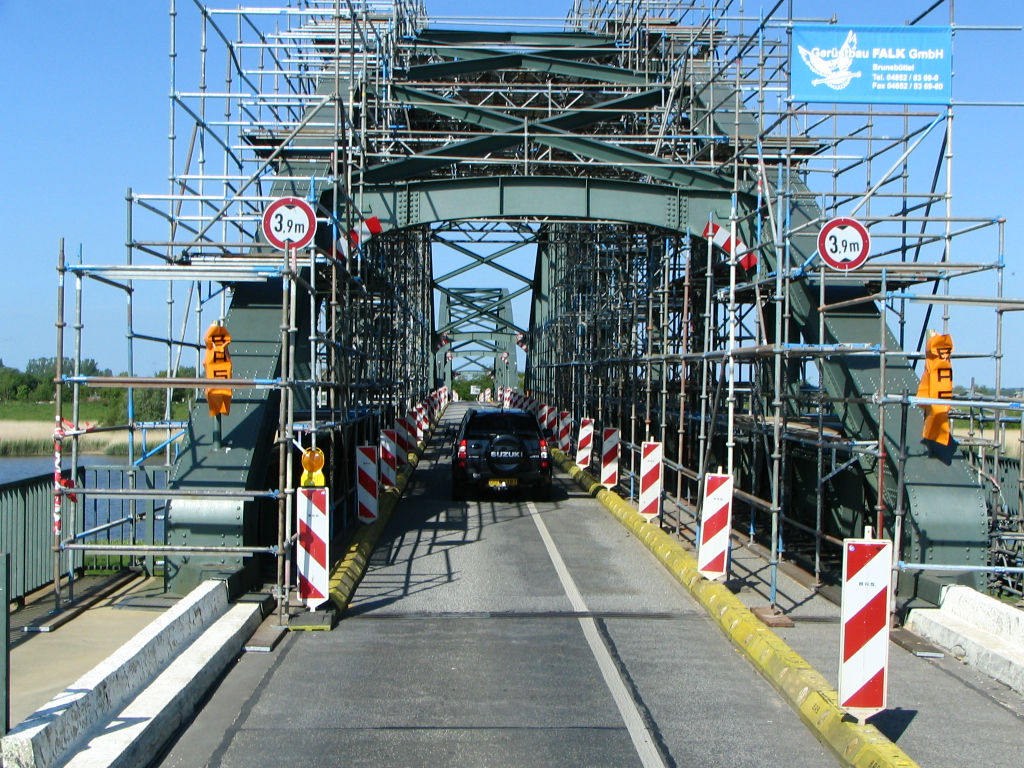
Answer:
[488, 478, 517, 488]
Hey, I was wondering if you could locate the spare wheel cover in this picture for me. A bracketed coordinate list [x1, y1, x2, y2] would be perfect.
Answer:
[486, 434, 527, 475]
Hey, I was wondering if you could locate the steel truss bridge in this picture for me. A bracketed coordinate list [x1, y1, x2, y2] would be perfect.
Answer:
[53, 1, 1023, 606]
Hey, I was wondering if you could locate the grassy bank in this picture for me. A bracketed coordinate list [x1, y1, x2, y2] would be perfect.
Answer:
[0, 420, 188, 456]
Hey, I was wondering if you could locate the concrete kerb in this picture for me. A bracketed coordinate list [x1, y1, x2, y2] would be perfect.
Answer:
[61, 602, 263, 768]
[552, 450, 921, 768]
[1, 579, 231, 768]
[327, 413, 440, 616]
[906, 584, 1024, 697]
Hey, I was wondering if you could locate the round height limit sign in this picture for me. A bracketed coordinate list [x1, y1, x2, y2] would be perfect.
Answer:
[818, 217, 871, 271]
[262, 197, 316, 251]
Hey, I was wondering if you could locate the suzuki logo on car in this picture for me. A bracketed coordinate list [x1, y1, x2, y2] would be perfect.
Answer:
[492, 450, 522, 458]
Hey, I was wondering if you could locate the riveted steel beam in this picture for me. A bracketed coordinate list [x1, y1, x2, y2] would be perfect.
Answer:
[363, 88, 665, 185]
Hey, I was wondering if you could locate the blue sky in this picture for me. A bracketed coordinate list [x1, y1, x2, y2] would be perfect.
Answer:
[0, 1, 1022, 385]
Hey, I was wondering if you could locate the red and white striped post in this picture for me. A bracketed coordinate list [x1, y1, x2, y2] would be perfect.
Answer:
[296, 487, 330, 609]
[697, 473, 733, 580]
[545, 405, 558, 434]
[410, 407, 424, 443]
[395, 416, 412, 465]
[558, 411, 572, 453]
[576, 418, 594, 468]
[839, 535, 893, 720]
[356, 446, 379, 524]
[538, 404, 550, 431]
[380, 430, 398, 488]
[601, 428, 620, 487]
[638, 442, 663, 523]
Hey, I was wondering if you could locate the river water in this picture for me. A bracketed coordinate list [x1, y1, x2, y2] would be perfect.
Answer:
[0, 455, 130, 485]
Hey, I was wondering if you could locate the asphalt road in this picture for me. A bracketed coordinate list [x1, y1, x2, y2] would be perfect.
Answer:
[155, 403, 833, 768]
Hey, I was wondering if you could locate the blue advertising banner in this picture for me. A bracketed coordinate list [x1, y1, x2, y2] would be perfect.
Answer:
[791, 26, 952, 105]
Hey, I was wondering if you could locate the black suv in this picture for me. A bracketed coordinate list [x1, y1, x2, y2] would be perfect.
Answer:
[451, 408, 552, 500]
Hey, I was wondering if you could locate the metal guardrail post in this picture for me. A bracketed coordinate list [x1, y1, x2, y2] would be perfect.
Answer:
[2, 552, 10, 735]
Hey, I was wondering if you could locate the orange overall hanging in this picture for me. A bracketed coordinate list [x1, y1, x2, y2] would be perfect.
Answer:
[916, 332, 953, 444]
[204, 322, 233, 417]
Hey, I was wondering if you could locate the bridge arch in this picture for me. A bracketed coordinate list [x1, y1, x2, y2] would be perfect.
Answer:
[348, 175, 753, 241]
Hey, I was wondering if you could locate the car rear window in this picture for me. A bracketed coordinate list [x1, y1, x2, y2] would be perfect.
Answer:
[466, 413, 541, 438]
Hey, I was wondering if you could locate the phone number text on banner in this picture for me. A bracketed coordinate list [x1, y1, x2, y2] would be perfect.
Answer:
[791, 25, 952, 105]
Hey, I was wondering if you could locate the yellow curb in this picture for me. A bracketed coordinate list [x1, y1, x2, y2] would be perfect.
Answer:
[552, 449, 920, 768]
[327, 416, 440, 615]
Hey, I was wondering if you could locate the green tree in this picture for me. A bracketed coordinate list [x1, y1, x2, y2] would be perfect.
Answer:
[97, 368, 196, 425]
[452, 372, 495, 402]
[21, 357, 109, 401]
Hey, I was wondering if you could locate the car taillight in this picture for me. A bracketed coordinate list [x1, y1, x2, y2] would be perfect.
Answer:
[539, 438, 550, 468]
[456, 439, 468, 467]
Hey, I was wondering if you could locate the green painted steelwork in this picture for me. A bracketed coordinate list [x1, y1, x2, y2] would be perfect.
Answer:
[150, 5, 990, 601]
[408, 51, 648, 84]
[350, 167, 986, 584]
[438, 288, 518, 391]
[355, 176, 746, 239]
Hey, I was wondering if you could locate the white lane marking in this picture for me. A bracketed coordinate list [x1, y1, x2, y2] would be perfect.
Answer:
[527, 501, 667, 768]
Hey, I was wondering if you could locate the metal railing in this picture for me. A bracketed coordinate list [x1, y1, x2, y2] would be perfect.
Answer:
[0, 471, 82, 604]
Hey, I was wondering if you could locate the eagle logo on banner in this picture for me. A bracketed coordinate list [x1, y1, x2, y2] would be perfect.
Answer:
[798, 30, 862, 91]
[916, 332, 954, 445]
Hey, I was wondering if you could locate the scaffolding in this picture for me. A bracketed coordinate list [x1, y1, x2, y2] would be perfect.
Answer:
[51, 0, 1023, 611]
[53, 0, 436, 609]
[526, 1, 1023, 601]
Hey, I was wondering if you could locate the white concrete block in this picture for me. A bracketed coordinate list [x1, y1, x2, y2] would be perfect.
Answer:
[1, 581, 229, 768]
[61, 602, 263, 768]
[908, 600, 1024, 697]
[940, 584, 1024, 646]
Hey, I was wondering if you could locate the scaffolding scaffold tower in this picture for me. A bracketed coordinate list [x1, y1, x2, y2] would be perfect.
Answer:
[52, 1, 1023, 614]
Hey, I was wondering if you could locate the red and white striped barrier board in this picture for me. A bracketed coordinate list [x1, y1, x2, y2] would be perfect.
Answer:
[347, 215, 383, 252]
[380, 430, 398, 488]
[545, 405, 558, 433]
[703, 220, 756, 270]
[539, 404, 550, 430]
[697, 473, 733, 580]
[639, 442, 663, 522]
[356, 446, 379, 524]
[395, 417, 413, 464]
[601, 428, 620, 487]
[412, 407, 425, 441]
[558, 411, 572, 453]
[297, 487, 330, 609]
[839, 536, 893, 719]
[576, 418, 594, 468]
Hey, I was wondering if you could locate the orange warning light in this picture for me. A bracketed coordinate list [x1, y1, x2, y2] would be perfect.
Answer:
[204, 322, 233, 418]
[916, 332, 953, 445]
[300, 447, 326, 487]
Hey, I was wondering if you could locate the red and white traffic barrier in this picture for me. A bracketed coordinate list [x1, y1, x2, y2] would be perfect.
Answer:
[297, 487, 330, 609]
[601, 428, 619, 487]
[639, 442, 663, 522]
[697, 472, 733, 580]
[545, 405, 558, 434]
[576, 418, 594, 468]
[411, 407, 424, 442]
[356, 446, 379, 523]
[558, 411, 572, 452]
[380, 430, 398, 488]
[395, 416, 413, 464]
[839, 535, 893, 718]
